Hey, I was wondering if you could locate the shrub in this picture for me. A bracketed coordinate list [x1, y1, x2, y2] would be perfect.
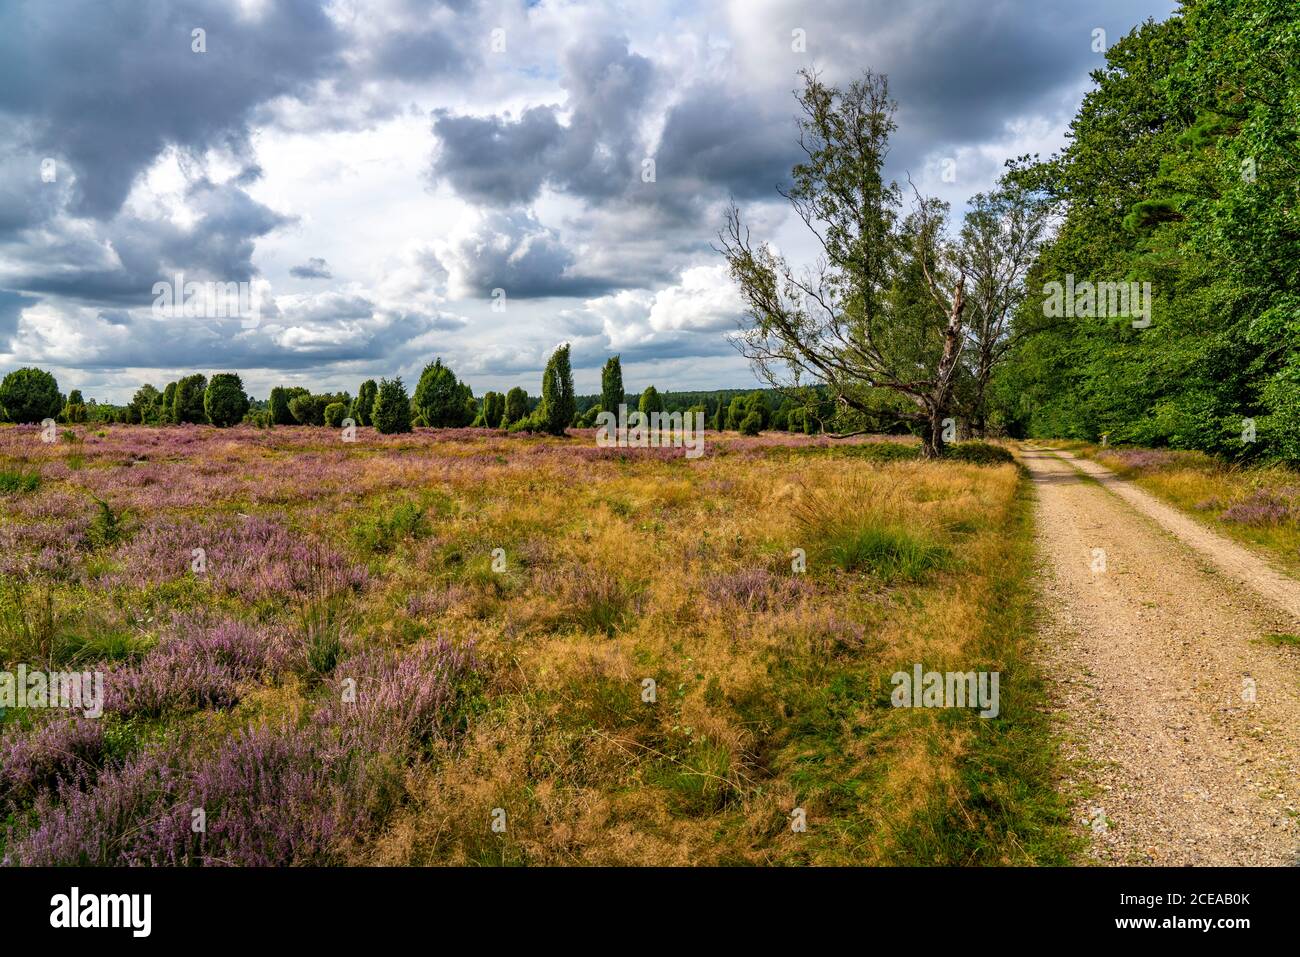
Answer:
[825, 523, 947, 581]
[324, 402, 347, 427]
[0, 367, 61, 423]
[638, 385, 663, 416]
[507, 414, 542, 434]
[538, 343, 575, 436]
[351, 379, 377, 426]
[269, 386, 308, 425]
[412, 358, 474, 427]
[501, 386, 529, 427]
[944, 441, 1015, 465]
[159, 382, 177, 423]
[128, 384, 161, 424]
[352, 502, 426, 553]
[739, 411, 762, 436]
[172, 374, 208, 424]
[372, 377, 412, 434]
[289, 394, 326, 426]
[0, 469, 41, 494]
[203, 373, 250, 427]
[105, 618, 293, 718]
[86, 497, 124, 548]
[601, 356, 624, 417]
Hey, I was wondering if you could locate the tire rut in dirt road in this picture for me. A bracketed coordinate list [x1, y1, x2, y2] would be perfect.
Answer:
[1021, 445, 1300, 865]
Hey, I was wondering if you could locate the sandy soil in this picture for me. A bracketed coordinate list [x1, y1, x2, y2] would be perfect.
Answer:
[1021, 445, 1299, 865]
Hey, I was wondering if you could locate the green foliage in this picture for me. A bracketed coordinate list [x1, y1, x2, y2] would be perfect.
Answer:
[824, 522, 947, 582]
[352, 501, 427, 553]
[638, 384, 663, 416]
[159, 382, 178, 424]
[288, 392, 347, 426]
[538, 343, 575, 436]
[324, 402, 347, 427]
[739, 411, 762, 436]
[87, 497, 124, 548]
[501, 387, 529, 427]
[351, 379, 378, 427]
[128, 384, 161, 425]
[473, 390, 505, 428]
[203, 373, 250, 427]
[0, 469, 40, 494]
[996, 0, 1300, 463]
[270, 386, 308, 426]
[601, 355, 624, 416]
[63, 388, 86, 424]
[372, 377, 412, 434]
[412, 358, 474, 428]
[944, 442, 1015, 465]
[172, 374, 208, 424]
[0, 367, 62, 423]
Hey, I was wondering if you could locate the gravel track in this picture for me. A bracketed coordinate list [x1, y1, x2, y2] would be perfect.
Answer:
[1022, 445, 1299, 865]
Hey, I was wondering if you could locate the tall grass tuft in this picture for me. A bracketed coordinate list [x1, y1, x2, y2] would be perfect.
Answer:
[824, 523, 948, 581]
[791, 471, 948, 582]
[0, 469, 41, 494]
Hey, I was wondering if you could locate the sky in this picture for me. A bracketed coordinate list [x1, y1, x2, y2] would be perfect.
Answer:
[0, 0, 1179, 403]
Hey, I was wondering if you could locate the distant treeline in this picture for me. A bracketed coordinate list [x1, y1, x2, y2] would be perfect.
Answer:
[0, 352, 883, 437]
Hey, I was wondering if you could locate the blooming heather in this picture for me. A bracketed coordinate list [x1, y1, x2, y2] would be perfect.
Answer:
[105, 617, 296, 717]
[4, 639, 478, 866]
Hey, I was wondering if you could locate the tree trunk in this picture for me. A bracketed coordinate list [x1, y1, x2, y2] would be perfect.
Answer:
[920, 276, 967, 460]
[920, 404, 945, 458]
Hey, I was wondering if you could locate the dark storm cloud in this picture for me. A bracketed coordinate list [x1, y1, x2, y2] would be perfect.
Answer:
[430, 35, 657, 206]
[654, 84, 799, 202]
[371, 25, 469, 82]
[0, 0, 344, 220]
[290, 257, 333, 279]
[34, 295, 465, 372]
[1, 179, 293, 305]
[447, 211, 618, 299]
[0, 289, 35, 349]
[772, 0, 1178, 174]
[431, 107, 567, 206]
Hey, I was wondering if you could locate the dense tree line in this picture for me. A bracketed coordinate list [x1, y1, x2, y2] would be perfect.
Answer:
[991, 0, 1298, 462]
[1, 345, 844, 437]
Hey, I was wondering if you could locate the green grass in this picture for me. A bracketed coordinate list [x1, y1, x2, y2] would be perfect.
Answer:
[1263, 632, 1300, 647]
[825, 523, 949, 582]
[351, 500, 427, 553]
[0, 468, 41, 494]
[890, 481, 1082, 865]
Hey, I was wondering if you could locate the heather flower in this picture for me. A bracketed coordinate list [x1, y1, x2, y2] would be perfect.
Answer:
[0, 717, 105, 807]
[705, 567, 812, 612]
[318, 639, 479, 759]
[4, 746, 184, 867]
[99, 513, 367, 602]
[1103, 449, 1181, 471]
[1220, 489, 1295, 526]
[5, 639, 479, 866]
[105, 617, 296, 717]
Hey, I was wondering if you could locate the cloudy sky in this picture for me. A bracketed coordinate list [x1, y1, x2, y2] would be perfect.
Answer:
[0, 0, 1178, 403]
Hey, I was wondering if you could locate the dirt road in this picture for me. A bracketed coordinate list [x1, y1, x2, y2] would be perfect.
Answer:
[1021, 445, 1300, 865]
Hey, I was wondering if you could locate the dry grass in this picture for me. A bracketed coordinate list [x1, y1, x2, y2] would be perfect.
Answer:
[348, 435, 1063, 864]
[1, 425, 1071, 865]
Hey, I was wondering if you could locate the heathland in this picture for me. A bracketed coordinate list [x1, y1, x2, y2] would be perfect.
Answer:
[0, 424, 1071, 865]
